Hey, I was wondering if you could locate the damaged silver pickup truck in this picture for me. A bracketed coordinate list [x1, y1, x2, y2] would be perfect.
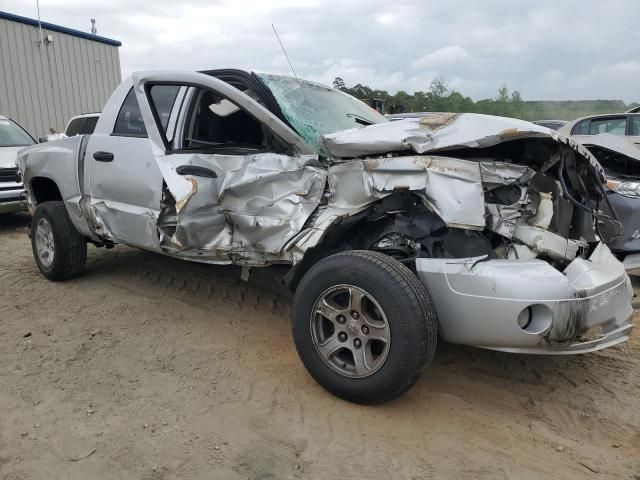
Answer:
[17, 70, 634, 404]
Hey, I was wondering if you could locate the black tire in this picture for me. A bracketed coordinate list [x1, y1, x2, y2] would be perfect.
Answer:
[292, 250, 437, 404]
[31, 201, 87, 281]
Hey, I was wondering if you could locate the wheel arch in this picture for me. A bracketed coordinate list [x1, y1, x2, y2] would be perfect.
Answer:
[30, 176, 63, 205]
[286, 192, 429, 292]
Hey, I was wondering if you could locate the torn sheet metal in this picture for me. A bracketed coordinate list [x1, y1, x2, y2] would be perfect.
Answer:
[485, 204, 521, 238]
[328, 155, 485, 230]
[512, 223, 583, 263]
[479, 162, 535, 189]
[156, 152, 326, 259]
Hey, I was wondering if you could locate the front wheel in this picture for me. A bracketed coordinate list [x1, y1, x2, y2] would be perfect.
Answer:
[292, 250, 437, 404]
[31, 201, 87, 281]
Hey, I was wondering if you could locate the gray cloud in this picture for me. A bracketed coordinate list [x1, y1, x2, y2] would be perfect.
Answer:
[4, 0, 639, 102]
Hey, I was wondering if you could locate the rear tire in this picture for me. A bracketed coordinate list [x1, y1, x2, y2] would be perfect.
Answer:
[292, 250, 437, 404]
[31, 201, 87, 281]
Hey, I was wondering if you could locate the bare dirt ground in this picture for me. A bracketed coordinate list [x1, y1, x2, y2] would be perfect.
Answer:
[1, 211, 639, 480]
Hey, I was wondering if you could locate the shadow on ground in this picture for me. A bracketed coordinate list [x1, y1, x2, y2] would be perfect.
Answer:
[0, 211, 30, 234]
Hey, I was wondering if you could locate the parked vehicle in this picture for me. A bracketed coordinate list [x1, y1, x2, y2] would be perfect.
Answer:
[64, 113, 100, 136]
[561, 132, 640, 272]
[532, 120, 567, 131]
[560, 113, 640, 272]
[0, 115, 35, 213]
[38, 113, 101, 143]
[17, 71, 634, 404]
[559, 113, 640, 148]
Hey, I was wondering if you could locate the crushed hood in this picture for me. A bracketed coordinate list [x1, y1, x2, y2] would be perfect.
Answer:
[322, 113, 601, 171]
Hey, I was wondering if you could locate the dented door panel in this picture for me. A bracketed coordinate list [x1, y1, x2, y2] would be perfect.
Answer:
[155, 151, 326, 259]
[130, 71, 327, 263]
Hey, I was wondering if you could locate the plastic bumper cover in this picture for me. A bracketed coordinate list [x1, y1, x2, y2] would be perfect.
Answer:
[415, 243, 634, 354]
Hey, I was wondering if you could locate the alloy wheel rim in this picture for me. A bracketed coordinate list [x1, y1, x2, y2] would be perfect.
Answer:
[35, 218, 55, 268]
[310, 284, 391, 378]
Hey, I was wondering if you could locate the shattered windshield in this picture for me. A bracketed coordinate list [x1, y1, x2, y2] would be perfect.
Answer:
[257, 73, 387, 155]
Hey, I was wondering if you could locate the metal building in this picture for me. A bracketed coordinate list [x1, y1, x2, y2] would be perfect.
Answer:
[0, 10, 121, 138]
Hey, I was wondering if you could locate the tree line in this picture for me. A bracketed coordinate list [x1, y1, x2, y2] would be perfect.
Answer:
[332, 77, 637, 121]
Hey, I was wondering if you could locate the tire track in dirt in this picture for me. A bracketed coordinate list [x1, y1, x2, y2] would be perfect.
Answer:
[83, 246, 286, 311]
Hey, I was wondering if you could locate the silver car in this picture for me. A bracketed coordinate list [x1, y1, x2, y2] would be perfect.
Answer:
[17, 71, 635, 404]
[559, 113, 640, 148]
[0, 115, 35, 213]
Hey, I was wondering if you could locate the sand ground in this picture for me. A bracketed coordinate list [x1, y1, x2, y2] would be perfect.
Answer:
[1, 212, 639, 480]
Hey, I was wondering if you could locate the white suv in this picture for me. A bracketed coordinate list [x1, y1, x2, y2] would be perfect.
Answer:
[0, 115, 35, 213]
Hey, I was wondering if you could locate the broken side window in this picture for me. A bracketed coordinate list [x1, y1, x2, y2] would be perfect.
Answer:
[183, 87, 268, 153]
[145, 82, 294, 155]
[146, 83, 280, 155]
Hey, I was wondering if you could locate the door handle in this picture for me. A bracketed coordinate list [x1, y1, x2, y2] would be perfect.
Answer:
[93, 151, 114, 162]
[176, 165, 217, 178]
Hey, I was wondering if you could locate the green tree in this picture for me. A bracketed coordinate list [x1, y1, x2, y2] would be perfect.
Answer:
[429, 77, 449, 98]
[497, 85, 510, 102]
[329, 74, 637, 120]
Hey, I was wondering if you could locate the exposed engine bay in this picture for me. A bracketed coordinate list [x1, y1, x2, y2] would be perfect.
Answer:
[318, 136, 618, 271]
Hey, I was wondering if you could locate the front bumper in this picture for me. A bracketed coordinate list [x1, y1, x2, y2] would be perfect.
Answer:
[415, 243, 634, 354]
[0, 182, 28, 214]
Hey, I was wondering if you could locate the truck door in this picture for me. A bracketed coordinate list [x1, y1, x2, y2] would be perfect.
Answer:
[132, 71, 326, 263]
[85, 80, 181, 250]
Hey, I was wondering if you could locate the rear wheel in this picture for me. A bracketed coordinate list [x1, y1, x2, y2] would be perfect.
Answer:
[31, 201, 87, 281]
[292, 250, 437, 404]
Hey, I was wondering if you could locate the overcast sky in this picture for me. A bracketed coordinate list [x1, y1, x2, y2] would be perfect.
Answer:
[4, 0, 639, 102]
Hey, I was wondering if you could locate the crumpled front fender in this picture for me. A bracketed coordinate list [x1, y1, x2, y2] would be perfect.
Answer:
[327, 155, 486, 230]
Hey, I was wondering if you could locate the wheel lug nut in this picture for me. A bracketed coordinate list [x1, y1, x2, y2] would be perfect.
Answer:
[336, 315, 346, 324]
[361, 325, 369, 335]
[353, 338, 362, 348]
[338, 332, 348, 342]
[350, 311, 359, 319]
